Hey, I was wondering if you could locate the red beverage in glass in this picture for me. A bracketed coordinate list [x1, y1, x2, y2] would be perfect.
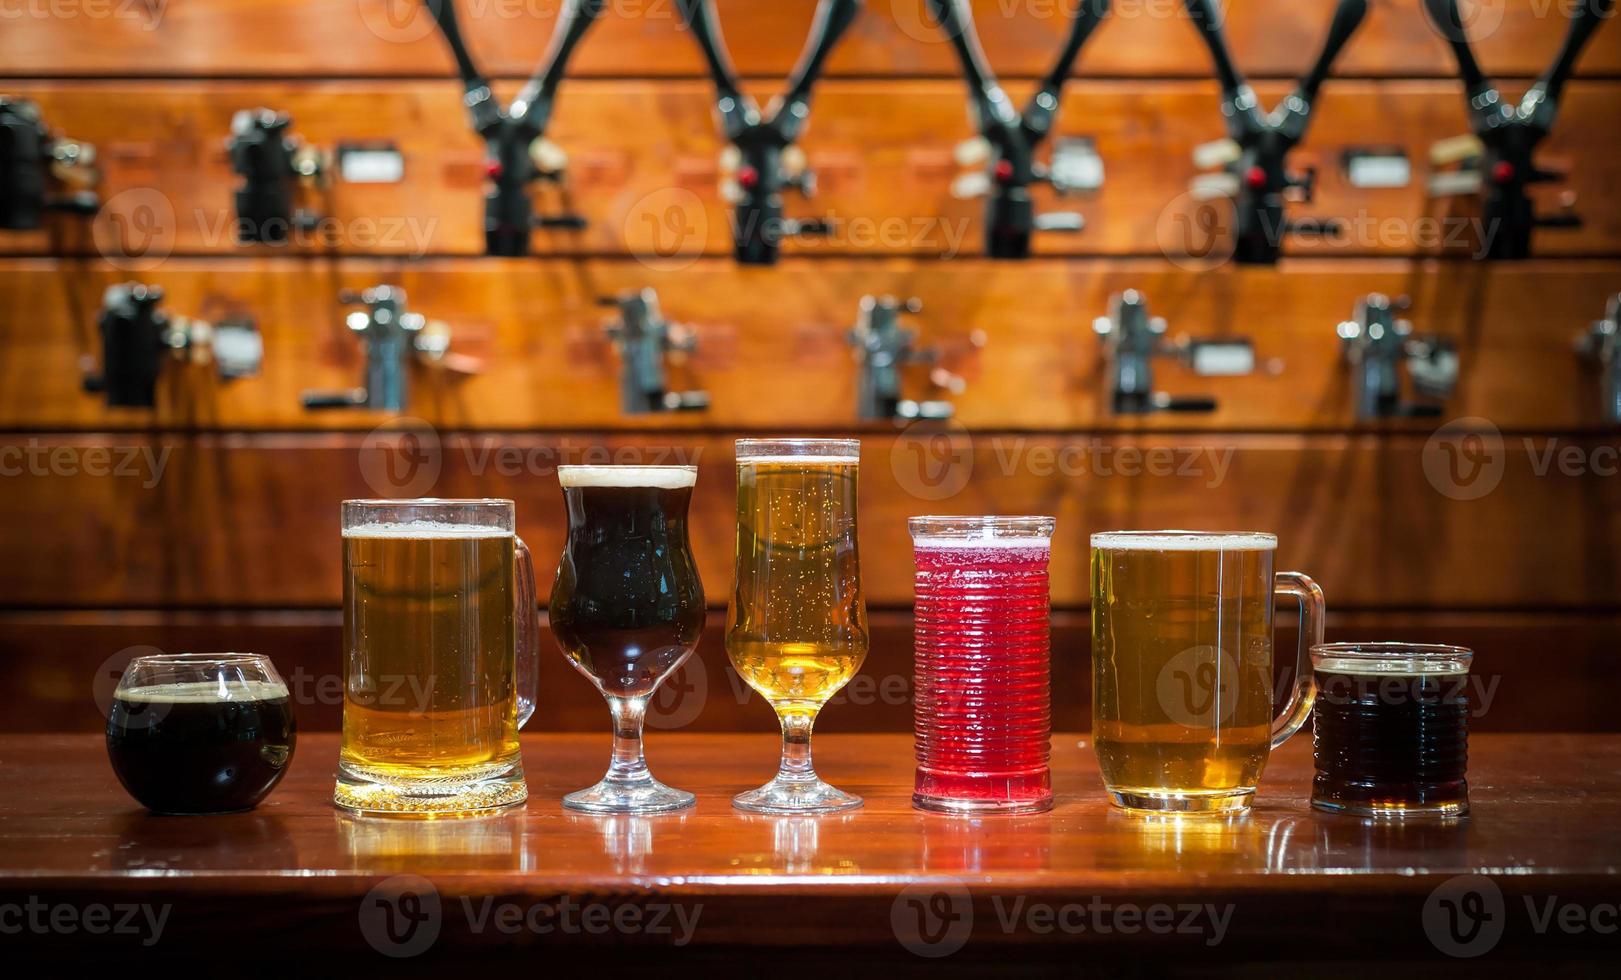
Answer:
[909, 516, 1054, 813]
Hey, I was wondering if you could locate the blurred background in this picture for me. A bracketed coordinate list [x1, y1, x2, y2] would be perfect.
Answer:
[0, 0, 1616, 734]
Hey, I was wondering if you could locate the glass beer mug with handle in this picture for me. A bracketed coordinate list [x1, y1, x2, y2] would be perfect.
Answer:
[549, 464, 706, 814]
[728, 438, 868, 814]
[334, 499, 539, 815]
[1090, 531, 1323, 813]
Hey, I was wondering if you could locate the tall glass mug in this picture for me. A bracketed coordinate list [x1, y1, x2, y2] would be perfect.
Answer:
[728, 438, 868, 813]
[335, 499, 539, 815]
[1090, 531, 1323, 813]
[549, 465, 705, 814]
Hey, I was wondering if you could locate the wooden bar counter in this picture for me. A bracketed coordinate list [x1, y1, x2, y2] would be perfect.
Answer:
[1, 732, 1618, 973]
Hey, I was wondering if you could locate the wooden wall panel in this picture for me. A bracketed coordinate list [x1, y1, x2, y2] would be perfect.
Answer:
[5, 80, 1619, 258]
[2, 432, 1617, 608]
[2, 609, 1613, 733]
[5, 258, 1619, 432]
[2, 0, 1617, 80]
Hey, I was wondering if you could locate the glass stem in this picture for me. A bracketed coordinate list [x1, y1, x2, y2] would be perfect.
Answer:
[777, 708, 819, 783]
[605, 695, 651, 785]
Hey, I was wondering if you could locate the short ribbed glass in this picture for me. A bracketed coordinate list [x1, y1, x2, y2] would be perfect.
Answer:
[909, 516, 1055, 814]
[1311, 642, 1472, 818]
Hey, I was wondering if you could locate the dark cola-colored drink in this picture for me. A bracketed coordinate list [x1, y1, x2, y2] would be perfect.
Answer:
[1312, 665, 1469, 817]
[107, 681, 297, 814]
[549, 468, 706, 698]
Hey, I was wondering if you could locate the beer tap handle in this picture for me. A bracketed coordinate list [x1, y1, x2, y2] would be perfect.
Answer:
[1021, 0, 1109, 142]
[1181, 0, 1248, 105]
[676, 0, 758, 138]
[1422, 0, 1493, 102]
[771, 0, 863, 142]
[1298, 0, 1369, 105]
[511, 0, 608, 134]
[1532, 0, 1614, 110]
[927, 0, 1014, 133]
[420, 0, 500, 133]
[300, 389, 369, 409]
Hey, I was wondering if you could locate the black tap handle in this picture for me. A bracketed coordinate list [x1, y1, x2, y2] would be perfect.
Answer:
[1182, 0, 1246, 99]
[1022, 0, 1109, 141]
[676, 0, 756, 139]
[1298, 0, 1369, 104]
[301, 388, 368, 410]
[927, 0, 1013, 134]
[1536, 0, 1614, 107]
[773, 0, 863, 142]
[421, 0, 497, 130]
[511, 0, 608, 133]
[1422, 0, 1492, 98]
[1158, 394, 1218, 413]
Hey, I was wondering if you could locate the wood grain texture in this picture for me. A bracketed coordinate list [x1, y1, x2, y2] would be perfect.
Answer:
[6, 257, 1619, 431]
[2, 0, 1617, 80]
[1, 608, 1613, 732]
[2, 431, 1617, 608]
[4, 79, 1619, 258]
[1, 732, 1619, 966]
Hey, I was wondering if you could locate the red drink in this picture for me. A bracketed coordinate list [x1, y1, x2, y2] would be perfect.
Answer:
[909, 516, 1054, 813]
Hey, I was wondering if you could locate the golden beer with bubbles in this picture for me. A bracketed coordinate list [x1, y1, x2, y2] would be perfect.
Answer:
[1091, 531, 1323, 813]
[728, 439, 868, 813]
[335, 499, 539, 815]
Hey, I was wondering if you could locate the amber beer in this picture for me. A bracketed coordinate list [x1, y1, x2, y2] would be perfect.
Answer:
[728, 439, 868, 813]
[335, 499, 538, 814]
[1091, 531, 1322, 812]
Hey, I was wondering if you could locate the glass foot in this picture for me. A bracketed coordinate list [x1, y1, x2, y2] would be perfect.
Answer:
[1106, 787, 1253, 814]
[733, 775, 863, 815]
[563, 774, 695, 815]
[333, 762, 528, 817]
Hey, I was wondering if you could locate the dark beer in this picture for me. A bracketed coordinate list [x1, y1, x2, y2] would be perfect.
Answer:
[550, 469, 706, 697]
[107, 680, 296, 814]
[1311, 643, 1471, 817]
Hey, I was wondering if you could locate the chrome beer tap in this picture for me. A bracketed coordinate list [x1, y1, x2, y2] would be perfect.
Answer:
[1337, 294, 1457, 420]
[847, 295, 967, 421]
[1422, 0, 1612, 260]
[1092, 289, 1253, 415]
[421, 0, 604, 256]
[81, 283, 263, 408]
[1181, 0, 1369, 265]
[676, 0, 862, 265]
[301, 285, 474, 413]
[601, 288, 709, 414]
[0, 96, 99, 230]
[1576, 294, 1620, 425]
[226, 108, 328, 245]
[929, 0, 1109, 259]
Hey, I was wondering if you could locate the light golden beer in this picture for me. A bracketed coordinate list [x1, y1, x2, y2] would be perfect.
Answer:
[727, 455, 868, 712]
[336, 500, 535, 814]
[1091, 531, 1312, 812]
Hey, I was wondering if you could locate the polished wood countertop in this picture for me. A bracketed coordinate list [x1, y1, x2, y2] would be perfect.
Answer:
[1, 733, 1617, 968]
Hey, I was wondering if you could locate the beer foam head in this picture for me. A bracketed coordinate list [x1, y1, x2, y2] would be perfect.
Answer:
[118, 679, 291, 703]
[342, 521, 512, 539]
[1090, 530, 1276, 551]
[557, 465, 697, 489]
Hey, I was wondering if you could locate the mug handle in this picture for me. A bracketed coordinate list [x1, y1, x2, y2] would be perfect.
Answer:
[1271, 571, 1324, 749]
[514, 536, 539, 730]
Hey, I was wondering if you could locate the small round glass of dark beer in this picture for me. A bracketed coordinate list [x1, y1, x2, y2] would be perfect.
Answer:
[1310, 642, 1471, 818]
[106, 653, 297, 814]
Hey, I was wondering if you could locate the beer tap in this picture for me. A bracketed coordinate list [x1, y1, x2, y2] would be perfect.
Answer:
[80, 283, 263, 409]
[600, 288, 709, 414]
[847, 295, 968, 421]
[1422, 0, 1612, 260]
[929, 0, 1109, 259]
[301, 285, 475, 413]
[1092, 289, 1253, 415]
[226, 108, 328, 245]
[1337, 294, 1458, 420]
[0, 96, 99, 230]
[1575, 294, 1620, 425]
[422, 0, 603, 257]
[1181, 0, 1368, 265]
[676, 0, 862, 265]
